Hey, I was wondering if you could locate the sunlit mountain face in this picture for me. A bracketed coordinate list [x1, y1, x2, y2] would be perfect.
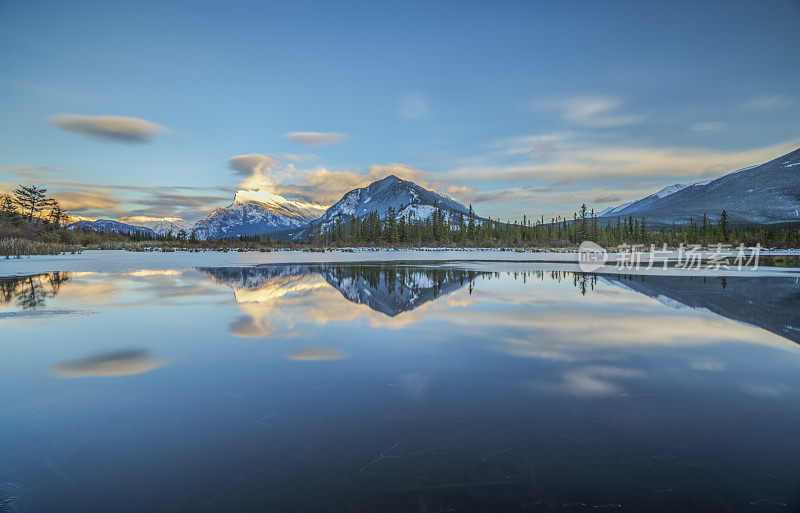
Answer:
[231, 190, 328, 216]
[191, 190, 328, 240]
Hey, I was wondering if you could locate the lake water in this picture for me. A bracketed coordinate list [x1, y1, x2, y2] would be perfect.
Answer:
[1, 261, 799, 512]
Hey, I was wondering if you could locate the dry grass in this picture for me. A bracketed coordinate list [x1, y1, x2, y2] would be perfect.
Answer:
[0, 237, 82, 257]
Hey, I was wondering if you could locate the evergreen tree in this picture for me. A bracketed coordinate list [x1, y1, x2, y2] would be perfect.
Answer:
[719, 210, 728, 241]
[13, 185, 49, 222]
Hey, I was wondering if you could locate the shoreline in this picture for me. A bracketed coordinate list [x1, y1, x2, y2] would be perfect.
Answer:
[2, 249, 800, 278]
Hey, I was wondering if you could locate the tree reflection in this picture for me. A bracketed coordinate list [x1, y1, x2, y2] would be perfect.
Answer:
[0, 272, 70, 309]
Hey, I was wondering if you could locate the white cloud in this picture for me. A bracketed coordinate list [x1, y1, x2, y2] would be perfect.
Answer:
[443, 138, 798, 183]
[690, 121, 725, 133]
[285, 132, 347, 146]
[498, 132, 574, 159]
[228, 154, 281, 191]
[535, 95, 644, 128]
[742, 95, 793, 110]
[398, 94, 429, 120]
[50, 114, 165, 143]
[228, 154, 276, 176]
[274, 163, 425, 204]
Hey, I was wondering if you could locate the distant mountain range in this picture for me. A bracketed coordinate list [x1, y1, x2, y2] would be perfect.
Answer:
[598, 147, 800, 226]
[117, 216, 194, 236]
[67, 219, 157, 236]
[66, 147, 800, 238]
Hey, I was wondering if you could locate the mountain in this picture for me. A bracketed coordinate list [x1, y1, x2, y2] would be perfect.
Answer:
[67, 219, 157, 236]
[191, 190, 327, 240]
[117, 216, 193, 236]
[320, 175, 471, 225]
[281, 175, 474, 240]
[597, 147, 800, 226]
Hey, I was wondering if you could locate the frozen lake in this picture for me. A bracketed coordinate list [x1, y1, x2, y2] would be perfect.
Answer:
[1, 258, 800, 512]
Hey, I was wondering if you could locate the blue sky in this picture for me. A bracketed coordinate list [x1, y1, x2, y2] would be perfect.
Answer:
[1, 0, 798, 221]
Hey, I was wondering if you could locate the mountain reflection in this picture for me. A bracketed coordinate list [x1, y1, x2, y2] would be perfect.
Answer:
[199, 264, 481, 317]
[602, 274, 800, 345]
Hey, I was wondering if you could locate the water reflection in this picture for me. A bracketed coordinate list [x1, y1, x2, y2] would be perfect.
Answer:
[3, 266, 799, 348]
[285, 346, 347, 361]
[2, 264, 800, 511]
[199, 264, 480, 317]
[198, 264, 483, 338]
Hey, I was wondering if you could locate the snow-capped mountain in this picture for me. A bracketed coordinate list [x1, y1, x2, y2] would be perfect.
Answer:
[117, 216, 194, 236]
[281, 175, 475, 240]
[321, 175, 470, 224]
[192, 190, 327, 240]
[597, 147, 800, 226]
[67, 219, 157, 236]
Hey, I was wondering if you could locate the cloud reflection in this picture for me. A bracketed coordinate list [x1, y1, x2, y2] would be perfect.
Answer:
[286, 346, 346, 361]
[52, 349, 164, 378]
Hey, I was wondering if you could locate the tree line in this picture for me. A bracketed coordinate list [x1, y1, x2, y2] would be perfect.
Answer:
[301, 203, 800, 248]
[3, 185, 799, 249]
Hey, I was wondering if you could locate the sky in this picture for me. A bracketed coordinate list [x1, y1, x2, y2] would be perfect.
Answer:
[1, 0, 799, 222]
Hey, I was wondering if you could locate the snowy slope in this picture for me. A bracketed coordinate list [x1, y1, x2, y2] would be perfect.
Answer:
[322, 175, 469, 221]
[597, 201, 634, 217]
[600, 183, 689, 217]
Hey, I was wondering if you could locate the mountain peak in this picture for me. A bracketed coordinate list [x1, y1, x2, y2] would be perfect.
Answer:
[232, 189, 291, 206]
